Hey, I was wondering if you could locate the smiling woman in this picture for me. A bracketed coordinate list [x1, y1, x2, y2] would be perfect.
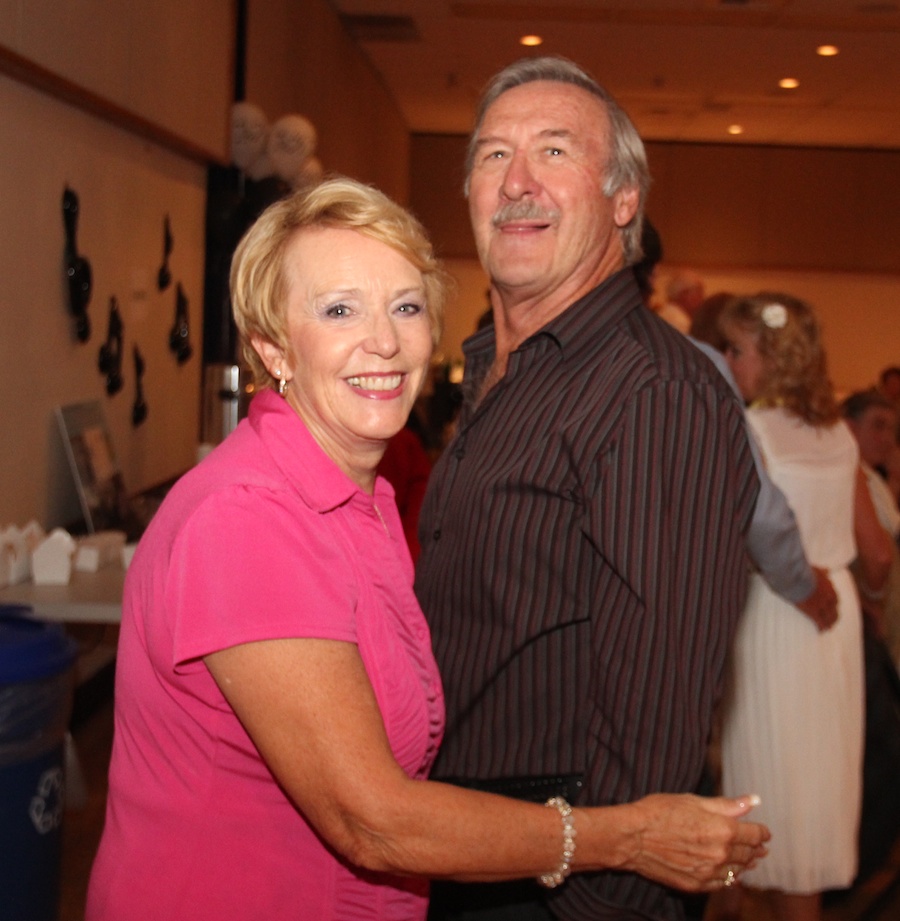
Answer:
[250, 228, 434, 490]
[85, 178, 770, 921]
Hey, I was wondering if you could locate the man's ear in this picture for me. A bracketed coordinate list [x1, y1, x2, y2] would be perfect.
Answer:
[613, 186, 640, 229]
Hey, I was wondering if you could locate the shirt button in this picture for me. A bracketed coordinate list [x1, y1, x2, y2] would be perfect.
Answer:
[454, 445, 465, 459]
[433, 529, 442, 540]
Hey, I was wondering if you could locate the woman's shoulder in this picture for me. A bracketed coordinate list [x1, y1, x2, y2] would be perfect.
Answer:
[748, 406, 856, 463]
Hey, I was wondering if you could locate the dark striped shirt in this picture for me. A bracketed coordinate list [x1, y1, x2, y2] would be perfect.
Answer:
[415, 269, 759, 921]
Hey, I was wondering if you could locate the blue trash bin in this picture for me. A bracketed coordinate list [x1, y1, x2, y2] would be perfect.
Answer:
[0, 606, 78, 921]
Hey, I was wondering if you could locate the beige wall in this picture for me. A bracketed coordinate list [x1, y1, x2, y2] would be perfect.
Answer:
[246, 0, 410, 203]
[0, 73, 210, 528]
[0, 0, 409, 529]
[411, 134, 900, 395]
[648, 143, 900, 275]
[0, 0, 233, 529]
[0, 0, 233, 159]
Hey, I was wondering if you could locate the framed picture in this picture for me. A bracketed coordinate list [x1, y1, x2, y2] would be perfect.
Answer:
[56, 400, 131, 535]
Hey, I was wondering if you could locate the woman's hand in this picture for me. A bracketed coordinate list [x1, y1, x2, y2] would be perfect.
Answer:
[592, 793, 769, 893]
[206, 638, 770, 890]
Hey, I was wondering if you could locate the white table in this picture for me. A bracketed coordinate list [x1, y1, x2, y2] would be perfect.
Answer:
[0, 564, 124, 624]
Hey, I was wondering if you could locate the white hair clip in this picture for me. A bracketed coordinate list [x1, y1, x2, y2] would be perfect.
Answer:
[761, 303, 788, 329]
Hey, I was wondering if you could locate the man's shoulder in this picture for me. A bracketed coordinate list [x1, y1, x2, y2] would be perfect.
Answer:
[545, 301, 735, 454]
[596, 297, 726, 393]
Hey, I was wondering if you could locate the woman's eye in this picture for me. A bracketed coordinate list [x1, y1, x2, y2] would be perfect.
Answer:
[397, 302, 423, 315]
[325, 303, 351, 318]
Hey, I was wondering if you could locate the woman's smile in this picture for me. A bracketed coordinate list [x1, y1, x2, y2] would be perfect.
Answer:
[273, 226, 433, 486]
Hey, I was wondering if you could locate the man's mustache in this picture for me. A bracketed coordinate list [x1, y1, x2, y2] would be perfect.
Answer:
[491, 201, 560, 227]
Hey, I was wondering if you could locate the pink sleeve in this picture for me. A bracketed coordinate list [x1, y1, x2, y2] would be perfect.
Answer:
[164, 486, 358, 667]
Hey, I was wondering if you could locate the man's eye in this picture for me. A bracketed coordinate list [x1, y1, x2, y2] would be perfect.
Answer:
[548, 147, 564, 156]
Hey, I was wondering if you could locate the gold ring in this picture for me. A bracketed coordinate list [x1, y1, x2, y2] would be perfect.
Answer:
[723, 868, 738, 888]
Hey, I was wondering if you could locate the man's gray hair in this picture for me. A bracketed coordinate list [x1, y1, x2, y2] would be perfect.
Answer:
[465, 56, 650, 265]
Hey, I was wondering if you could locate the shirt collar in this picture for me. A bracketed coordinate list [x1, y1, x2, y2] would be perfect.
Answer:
[537, 267, 643, 356]
[248, 388, 392, 513]
[463, 267, 643, 373]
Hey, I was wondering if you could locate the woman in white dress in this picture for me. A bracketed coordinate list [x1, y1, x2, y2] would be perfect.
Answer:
[717, 293, 892, 921]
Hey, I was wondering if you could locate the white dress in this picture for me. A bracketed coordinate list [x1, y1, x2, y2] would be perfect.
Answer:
[720, 407, 864, 893]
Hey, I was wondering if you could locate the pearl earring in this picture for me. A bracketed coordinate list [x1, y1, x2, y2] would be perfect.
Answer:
[275, 369, 288, 397]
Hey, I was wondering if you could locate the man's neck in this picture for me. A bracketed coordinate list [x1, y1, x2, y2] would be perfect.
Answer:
[490, 265, 625, 370]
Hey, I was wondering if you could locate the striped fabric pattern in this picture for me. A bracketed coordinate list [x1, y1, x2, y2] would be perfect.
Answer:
[415, 269, 759, 920]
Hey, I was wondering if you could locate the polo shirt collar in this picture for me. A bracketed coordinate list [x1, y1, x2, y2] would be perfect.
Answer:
[249, 389, 391, 513]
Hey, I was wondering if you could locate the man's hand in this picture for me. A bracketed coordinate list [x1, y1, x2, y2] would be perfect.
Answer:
[795, 567, 838, 631]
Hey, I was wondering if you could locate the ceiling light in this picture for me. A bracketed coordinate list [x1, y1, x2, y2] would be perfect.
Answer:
[779, 77, 800, 89]
[817, 44, 839, 57]
[520, 34, 542, 47]
[728, 124, 744, 136]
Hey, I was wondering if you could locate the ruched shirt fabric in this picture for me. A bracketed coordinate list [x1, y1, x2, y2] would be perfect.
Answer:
[87, 389, 445, 921]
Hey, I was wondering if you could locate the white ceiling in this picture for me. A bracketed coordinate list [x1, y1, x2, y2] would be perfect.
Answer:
[329, 0, 900, 149]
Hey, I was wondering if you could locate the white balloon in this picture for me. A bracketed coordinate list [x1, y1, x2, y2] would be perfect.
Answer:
[268, 115, 318, 184]
[230, 102, 269, 172]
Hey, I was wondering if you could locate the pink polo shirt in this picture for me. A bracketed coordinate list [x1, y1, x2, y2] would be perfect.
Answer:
[87, 390, 445, 921]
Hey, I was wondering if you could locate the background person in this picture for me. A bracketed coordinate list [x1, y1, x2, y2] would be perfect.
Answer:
[688, 291, 732, 353]
[877, 365, 900, 412]
[378, 419, 433, 561]
[843, 388, 900, 660]
[86, 178, 769, 921]
[657, 269, 705, 334]
[717, 293, 892, 921]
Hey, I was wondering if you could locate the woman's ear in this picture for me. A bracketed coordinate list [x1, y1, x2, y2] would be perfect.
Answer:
[250, 334, 289, 381]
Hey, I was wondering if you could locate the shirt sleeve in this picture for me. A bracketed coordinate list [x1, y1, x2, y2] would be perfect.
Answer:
[563, 377, 759, 918]
[165, 484, 358, 667]
[587, 375, 758, 794]
[690, 337, 815, 603]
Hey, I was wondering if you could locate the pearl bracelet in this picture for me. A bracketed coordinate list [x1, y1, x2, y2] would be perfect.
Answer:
[537, 796, 577, 888]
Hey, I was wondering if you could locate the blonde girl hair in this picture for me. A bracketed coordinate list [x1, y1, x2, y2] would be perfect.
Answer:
[720, 292, 840, 426]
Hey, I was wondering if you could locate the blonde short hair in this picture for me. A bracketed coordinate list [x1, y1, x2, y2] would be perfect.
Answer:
[719, 292, 840, 426]
[230, 176, 449, 389]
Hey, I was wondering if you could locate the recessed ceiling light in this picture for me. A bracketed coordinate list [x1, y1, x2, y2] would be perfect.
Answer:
[520, 34, 542, 47]
[817, 44, 839, 57]
[728, 124, 744, 136]
[779, 77, 800, 89]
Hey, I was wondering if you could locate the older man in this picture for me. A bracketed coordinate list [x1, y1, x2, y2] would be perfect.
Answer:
[415, 58, 761, 921]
